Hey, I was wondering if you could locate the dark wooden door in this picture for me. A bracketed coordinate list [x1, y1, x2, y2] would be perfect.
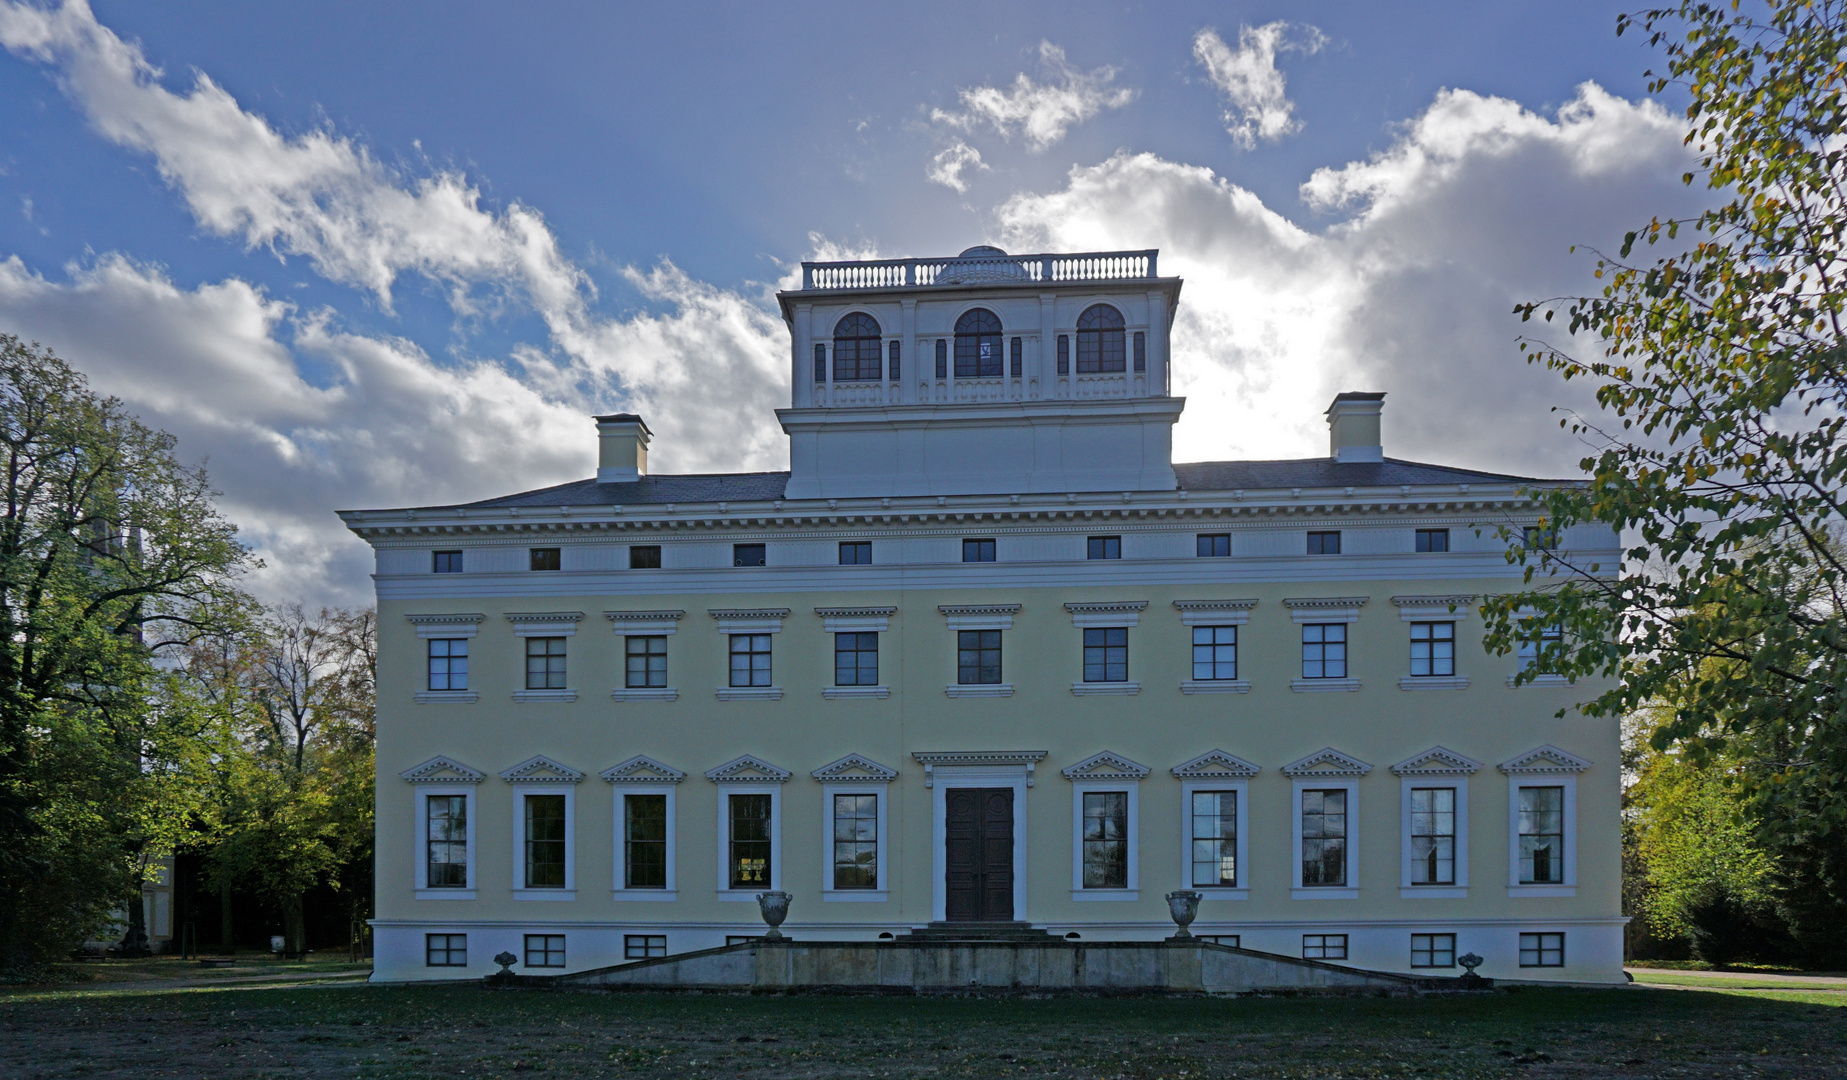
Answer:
[945, 787, 1014, 921]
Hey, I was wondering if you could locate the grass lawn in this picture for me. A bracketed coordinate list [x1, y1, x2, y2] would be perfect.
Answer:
[2, 978, 1844, 1079]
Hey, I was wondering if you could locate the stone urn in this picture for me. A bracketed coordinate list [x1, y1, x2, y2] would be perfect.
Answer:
[756, 890, 792, 939]
[1164, 890, 1201, 939]
[493, 950, 518, 975]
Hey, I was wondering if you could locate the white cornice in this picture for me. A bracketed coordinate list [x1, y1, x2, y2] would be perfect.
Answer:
[1172, 598, 1258, 626]
[810, 753, 900, 782]
[1171, 749, 1262, 779]
[1499, 745, 1592, 774]
[704, 754, 792, 783]
[398, 756, 484, 784]
[1060, 751, 1152, 780]
[1064, 600, 1147, 628]
[1281, 747, 1373, 778]
[1390, 746, 1485, 776]
[599, 755, 686, 785]
[498, 755, 585, 784]
[911, 750, 1047, 787]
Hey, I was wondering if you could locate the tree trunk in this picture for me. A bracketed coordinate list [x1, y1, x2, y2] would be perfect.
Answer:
[283, 892, 306, 958]
[219, 880, 233, 954]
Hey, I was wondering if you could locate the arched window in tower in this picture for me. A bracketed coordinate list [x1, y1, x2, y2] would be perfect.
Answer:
[954, 308, 1003, 378]
[1076, 304, 1126, 374]
[832, 313, 883, 382]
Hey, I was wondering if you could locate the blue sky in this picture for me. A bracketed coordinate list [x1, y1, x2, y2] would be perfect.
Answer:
[0, 1, 1707, 604]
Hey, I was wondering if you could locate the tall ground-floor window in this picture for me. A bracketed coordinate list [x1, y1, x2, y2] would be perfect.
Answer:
[1300, 789, 1348, 886]
[524, 794, 567, 888]
[832, 794, 878, 889]
[624, 793, 667, 889]
[729, 793, 772, 888]
[426, 794, 468, 888]
[1081, 792, 1128, 888]
[1519, 786, 1565, 884]
[1190, 791, 1238, 887]
[1409, 787, 1456, 885]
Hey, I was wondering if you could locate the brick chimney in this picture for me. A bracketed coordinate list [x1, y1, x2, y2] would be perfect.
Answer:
[1325, 392, 1385, 463]
[595, 413, 650, 483]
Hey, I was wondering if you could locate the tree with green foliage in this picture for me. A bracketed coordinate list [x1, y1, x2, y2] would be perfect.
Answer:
[0, 335, 250, 969]
[1485, 0, 1847, 963]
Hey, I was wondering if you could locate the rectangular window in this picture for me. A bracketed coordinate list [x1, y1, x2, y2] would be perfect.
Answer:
[1056, 334, 1069, 375]
[962, 538, 996, 562]
[1301, 624, 1347, 679]
[935, 338, 947, 378]
[629, 545, 662, 569]
[1191, 626, 1237, 681]
[432, 549, 462, 573]
[425, 933, 466, 967]
[1519, 786, 1566, 884]
[1199, 935, 1241, 948]
[834, 632, 879, 686]
[1518, 625, 1564, 670]
[1081, 791, 1128, 888]
[1410, 787, 1456, 885]
[957, 630, 1002, 684]
[1409, 622, 1455, 677]
[625, 635, 667, 689]
[1415, 528, 1449, 553]
[529, 547, 561, 571]
[1306, 530, 1341, 555]
[728, 793, 772, 888]
[1411, 933, 1456, 969]
[1190, 791, 1238, 887]
[1301, 789, 1348, 886]
[625, 934, 667, 960]
[1082, 627, 1128, 683]
[523, 794, 566, 888]
[425, 795, 468, 888]
[428, 638, 468, 691]
[725, 935, 760, 947]
[524, 934, 565, 968]
[729, 634, 772, 688]
[832, 794, 878, 890]
[838, 541, 872, 565]
[732, 543, 766, 567]
[623, 793, 667, 889]
[1010, 336, 1023, 377]
[1196, 533, 1230, 557]
[1133, 330, 1146, 372]
[1519, 932, 1565, 967]
[1523, 526, 1558, 550]
[813, 342, 826, 382]
[888, 338, 900, 379]
[1087, 535, 1121, 560]
[1302, 934, 1347, 961]
[525, 636, 566, 690]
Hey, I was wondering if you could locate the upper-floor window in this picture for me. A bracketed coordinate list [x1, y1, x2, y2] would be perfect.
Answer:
[1191, 626, 1237, 681]
[835, 632, 878, 686]
[1076, 304, 1126, 373]
[1415, 528, 1449, 553]
[1306, 531, 1341, 555]
[962, 538, 996, 563]
[1524, 525, 1559, 551]
[839, 541, 872, 565]
[428, 639, 468, 691]
[1301, 624, 1347, 679]
[432, 550, 462, 573]
[954, 308, 1003, 377]
[530, 547, 561, 571]
[630, 545, 662, 569]
[733, 543, 766, 568]
[832, 313, 882, 382]
[958, 630, 1002, 684]
[1519, 624, 1565, 670]
[526, 637, 567, 690]
[935, 338, 948, 378]
[1087, 536, 1121, 560]
[1410, 622, 1455, 677]
[625, 636, 667, 689]
[1197, 533, 1230, 557]
[1056, 334, 1070, 375]
[1082, 627, 1128, 683]
[887, 339, 901, 380]
[1133, 331, 1146, 372]
[729, 634, 772, 688]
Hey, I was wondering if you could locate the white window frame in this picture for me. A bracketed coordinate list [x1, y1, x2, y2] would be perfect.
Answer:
[1284, 598, 1365, 692]
[714, 783, 782, 900]
[921, 758, 1035, 923]
[1399, 778, 1469, 897]
[1291, 779, 1359, 900]
[1507, 774, 1578, 897]
[408, 614, 483, 704]
[1174, 599, 1257, 694]
[510, 784, 576, 900]
[612, 786, 677, 901]
[1178, 781, 1249, 900]
[940, 605, 1019, 698]
[412, 785, 477, 900]
[819, 782, 889, 902]
[605, 609, 683, 702]
[1391, 595, 1474, 691]
[506, 612, 582, 703]
[1069, 781, 1139, 900]
[817, 608, 895, 699]
[710, 609, 787, 701]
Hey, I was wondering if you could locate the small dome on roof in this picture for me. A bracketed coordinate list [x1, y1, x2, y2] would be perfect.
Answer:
[957, 245, 1008, 258]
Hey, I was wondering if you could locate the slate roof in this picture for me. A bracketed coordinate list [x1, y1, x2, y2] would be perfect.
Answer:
[415, 456, 1556, 513]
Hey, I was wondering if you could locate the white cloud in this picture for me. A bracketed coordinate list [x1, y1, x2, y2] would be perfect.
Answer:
[997, 83, 1703, 477]
[1192, 23, 1326, 150]
[932, 41, 1136, 151]
[927, 141, 988, 193]
[0, 0, 794, 606]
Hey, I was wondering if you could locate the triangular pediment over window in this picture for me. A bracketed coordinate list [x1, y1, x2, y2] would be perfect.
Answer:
[600, 755, 686, 785]
[1498, 745, 1592, 774]
[398, 756, 484, 784]
[1171, 749, 1262, 779]
[705, 754, 792, 783]
[810, 753, 900, 781]
[498, 755, 585, 784]
[1281, 747, 1373, 778]
[1060, 751, 1152, 780]
[1390, 746, 1484, 776]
